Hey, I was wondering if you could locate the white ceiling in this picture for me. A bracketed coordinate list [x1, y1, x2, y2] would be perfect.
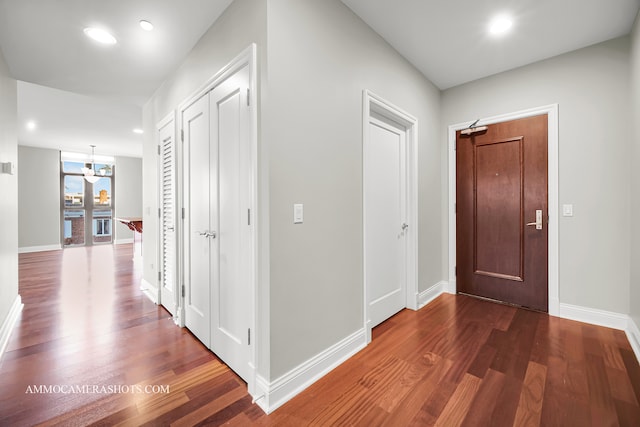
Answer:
[18, 81, 143, 158]
[342, 0, 640, 89]
[1, 0, 639, 158]
[0, 0, 234, 158]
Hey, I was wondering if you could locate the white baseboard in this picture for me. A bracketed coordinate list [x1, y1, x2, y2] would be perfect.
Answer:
[140, 278, 159, 305]
[18, 244, 61, 254]
[254, 328, 366, 414]
[417, 281, 447, 309]
[0, 295, 23, 362]
[558, 303, 629, 331]
[444, 279, 456, 294]
[626, 316, 640, 363]
[114, 238, 134, 245]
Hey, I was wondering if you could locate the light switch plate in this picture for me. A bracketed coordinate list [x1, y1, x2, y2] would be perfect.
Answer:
[1, 161, 15, 175]
[562, 204, 573, 217]
[294, 204, 303, 224]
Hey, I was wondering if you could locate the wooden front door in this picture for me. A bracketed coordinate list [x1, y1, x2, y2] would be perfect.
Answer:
[456, 114, 548, 311]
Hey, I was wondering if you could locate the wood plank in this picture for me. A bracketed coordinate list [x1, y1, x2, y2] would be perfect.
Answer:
[513, 361, 547, 427]
[433, 373, 481, 427]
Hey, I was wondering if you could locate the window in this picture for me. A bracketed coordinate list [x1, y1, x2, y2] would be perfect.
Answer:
[61, 154, 115, 246]
[93, 210, 113, 243]
[95, 219, 111, 236]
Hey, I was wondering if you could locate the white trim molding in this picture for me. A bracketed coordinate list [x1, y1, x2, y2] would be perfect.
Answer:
[18, 244, 62, 254]
[448, 104, 559, 315]
[0, 295, 23, 361]
[114, 238, 134, 245]
[363, 90, 419, 343]
[253, 328, 366, 414]
[140, 278, 159, 305]
[558, 303, 629, 330]
[627, 316, 640, 363]
[417, 281, 448, 309]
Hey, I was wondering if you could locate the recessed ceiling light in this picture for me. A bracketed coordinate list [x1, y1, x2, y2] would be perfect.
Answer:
[489, 15, 513, 36]
[83, 27, 117, 45]
[133, 128, 144, 134]
[139, 20, 154, 31]
[26, 120, 36, 131]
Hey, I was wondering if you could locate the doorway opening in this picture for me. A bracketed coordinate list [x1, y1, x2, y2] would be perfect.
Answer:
[363, 90, 418, 343]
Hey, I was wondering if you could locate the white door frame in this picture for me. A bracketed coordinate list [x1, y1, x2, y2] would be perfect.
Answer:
[363, 90, 418, 343]
[447, 104, 559, 315]
[157, 111, 178, 321]
[177, 44, 258, 394]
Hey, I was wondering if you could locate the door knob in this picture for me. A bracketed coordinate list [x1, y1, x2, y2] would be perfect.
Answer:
[526, 210, 543, 230]
[401, 223, 409, 231]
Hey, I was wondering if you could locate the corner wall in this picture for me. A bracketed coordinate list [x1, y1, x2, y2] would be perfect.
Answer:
[0, 47, 19, 349]
[114, 156, 142, 243]
[441, 37, 631, 314]
[630, 13, 640, 338]
[265, 0, 441, 380]
[18, 146, 60, 250]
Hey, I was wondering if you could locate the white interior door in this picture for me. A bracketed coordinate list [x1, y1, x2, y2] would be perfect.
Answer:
[183, 95, 212, 348]
[182, 65, 251, 382]
[210, 65, 251, 382]
[365, 114, 407, 329]
[159, 116, 177, 316]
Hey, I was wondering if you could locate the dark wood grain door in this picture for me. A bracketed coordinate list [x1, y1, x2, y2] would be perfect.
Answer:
[456, 114, 548, 311]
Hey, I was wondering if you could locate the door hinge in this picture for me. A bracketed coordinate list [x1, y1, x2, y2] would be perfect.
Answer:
[248, 209, 251, 225]
[182, 207, 185, 219]
[455, 266, 457, 276]
[454, 203, 457, 214]
[158, 271, 162, 282]
[157, 145, 161, 155]
[248, 328, 251, 345]
[158, 208, 161, 218]
[182, 285, 185, 298]
[181, 129, 184, 142]
[246, 89, 250, 107]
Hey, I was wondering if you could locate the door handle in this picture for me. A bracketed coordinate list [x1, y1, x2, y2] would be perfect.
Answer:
[167, 226, 174, 231]
[401, 223, 409, 231]
[197, 230, 217, 238]
[526, 210, 543, 230]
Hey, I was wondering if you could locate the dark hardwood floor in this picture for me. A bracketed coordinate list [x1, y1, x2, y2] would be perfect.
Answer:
[1, 244, 639, 426]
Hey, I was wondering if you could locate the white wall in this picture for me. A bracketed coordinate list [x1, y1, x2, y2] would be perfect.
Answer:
[17, 146, 60, 249]
[265, 0, 441, 379]
[630, 14, 640, 328]
[441, 37, 631, 314]
[114, 156, 142, 243]
[0, 48, 18, 330]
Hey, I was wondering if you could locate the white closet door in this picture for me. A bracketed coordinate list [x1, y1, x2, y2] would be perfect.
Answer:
[159, 117, 177, 316]
[210, 65, 252, 382]
[365, 115, 407, 329]
[183, 95, 212, 348]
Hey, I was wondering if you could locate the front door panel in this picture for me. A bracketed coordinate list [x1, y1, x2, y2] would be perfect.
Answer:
[457, 114, 548, 311]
